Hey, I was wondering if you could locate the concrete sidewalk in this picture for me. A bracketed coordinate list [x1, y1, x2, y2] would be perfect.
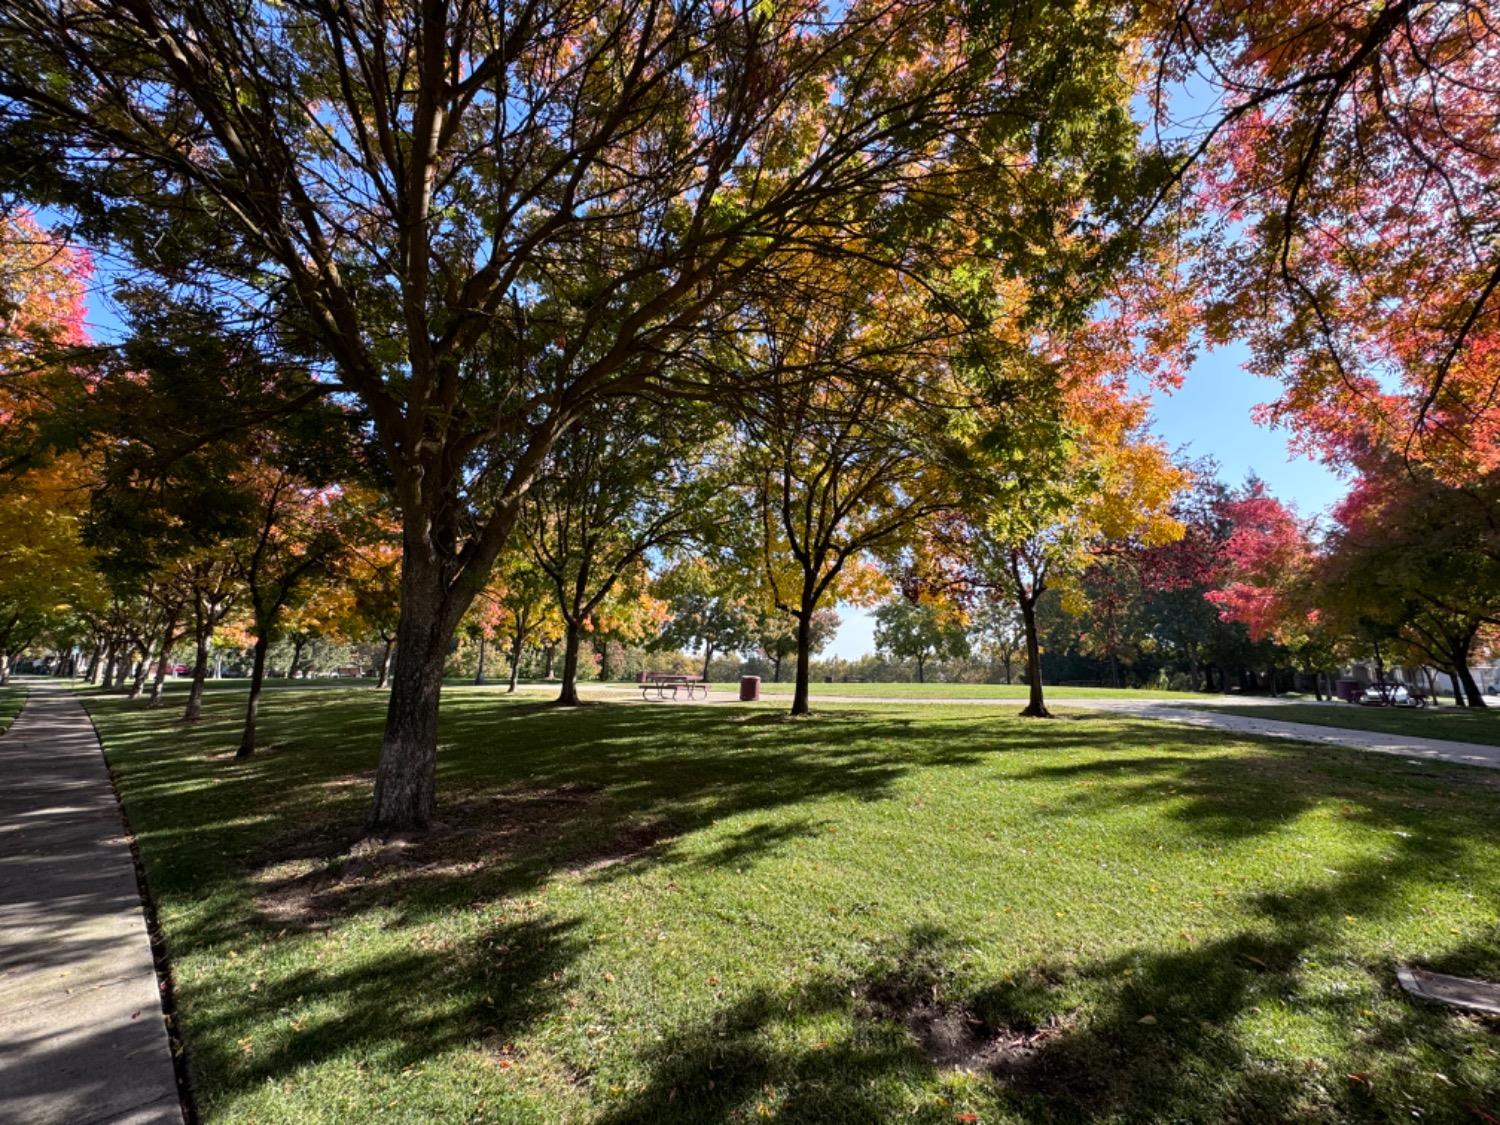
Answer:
[0, 680, 182, 1124]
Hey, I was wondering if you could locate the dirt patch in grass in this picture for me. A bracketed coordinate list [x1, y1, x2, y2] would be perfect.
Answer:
[251, 782, 606, 927]
[860, 962, 1070, 1078]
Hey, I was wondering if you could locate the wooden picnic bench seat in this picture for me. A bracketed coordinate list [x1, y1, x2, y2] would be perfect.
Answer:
[639, 672, 708, 701]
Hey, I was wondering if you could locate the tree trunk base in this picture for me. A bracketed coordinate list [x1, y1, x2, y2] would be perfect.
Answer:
[1018, 703, 1053, 718]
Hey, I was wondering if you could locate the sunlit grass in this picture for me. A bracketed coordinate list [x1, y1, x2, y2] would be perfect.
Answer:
[85, 681, 1500, 1123]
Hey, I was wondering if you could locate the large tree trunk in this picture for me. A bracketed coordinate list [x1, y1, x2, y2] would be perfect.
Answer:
[474, 633, 487, 685]
[368, 555, 456, 833]
[236, 632, 271, 759]
[287, 637, 306, 680]
[97, 645, 115, 687]
[1454, 647, 1487, 708]
[791, 609, 813, 716]
[557, 622, 583, 706]
[1450, 666, 1468, 706]
[376, 637, 394, 689]
[1018, 595, 1050, 718]
[182, 629, 211, 722]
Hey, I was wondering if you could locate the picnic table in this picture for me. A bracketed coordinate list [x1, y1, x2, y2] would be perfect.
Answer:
[639, 672, 708, 701]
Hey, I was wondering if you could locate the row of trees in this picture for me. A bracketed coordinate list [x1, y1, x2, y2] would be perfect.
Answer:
[0, 0, 1496, 830]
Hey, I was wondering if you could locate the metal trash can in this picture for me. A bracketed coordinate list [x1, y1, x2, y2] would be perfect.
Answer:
[739, 675, 761, 702]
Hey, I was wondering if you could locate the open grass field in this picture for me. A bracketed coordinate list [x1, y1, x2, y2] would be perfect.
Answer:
[707, 681, 1185, 700]
[1204, 702, 1500, 748]
[83, 682, 1500, 1123]
[0, 682, 28, 734]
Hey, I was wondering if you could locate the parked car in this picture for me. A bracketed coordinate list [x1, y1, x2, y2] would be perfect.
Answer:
[1359, 683, 1421, 708]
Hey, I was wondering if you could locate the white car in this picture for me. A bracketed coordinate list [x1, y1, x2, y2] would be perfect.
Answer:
[1358, 683, 1419, 708]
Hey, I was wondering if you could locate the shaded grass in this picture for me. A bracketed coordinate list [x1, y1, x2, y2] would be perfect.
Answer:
[1204, 702, 1500, 747]
[84, 681, 1500, 1123]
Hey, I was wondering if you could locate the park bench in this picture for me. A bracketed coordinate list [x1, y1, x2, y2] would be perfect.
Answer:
[638, 672, 708, 701]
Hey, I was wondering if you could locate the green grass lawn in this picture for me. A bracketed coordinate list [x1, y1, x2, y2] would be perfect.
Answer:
[709, 681, 1186, 700]
[83, 682, 1500, 1123]
[1203, 702, 1500, 747]
[0, 681, 28, 734]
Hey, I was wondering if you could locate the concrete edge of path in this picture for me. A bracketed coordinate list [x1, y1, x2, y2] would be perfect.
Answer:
[0, 678, 189, 1125]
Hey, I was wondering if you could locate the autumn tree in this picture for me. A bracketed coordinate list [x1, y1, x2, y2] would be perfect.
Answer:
[1149, 0, 1500, 479]
[935, 337, 1187, 716]
[0, 0, 1171, 828]
[522, 402, 711, 705]
[1317, 460, 1500, 706]
[654, 554, 757, 680]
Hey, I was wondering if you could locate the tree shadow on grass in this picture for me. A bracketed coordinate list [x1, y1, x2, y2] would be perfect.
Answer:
[185, 911, 584, 1109]
[78, 688, 1500, 1117]
[600, 850, 1500, 1123]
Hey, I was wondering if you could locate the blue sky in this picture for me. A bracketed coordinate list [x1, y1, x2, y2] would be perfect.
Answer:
[824, 341, 1349, 660]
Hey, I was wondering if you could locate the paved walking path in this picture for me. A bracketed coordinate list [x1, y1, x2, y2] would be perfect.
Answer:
[0, 680, 182, 1124]
[566, 683, 1500, 772]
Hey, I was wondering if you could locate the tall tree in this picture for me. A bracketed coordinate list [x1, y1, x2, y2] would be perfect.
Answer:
[0, 0, 1167, 829]
[522, 402, 709, 705]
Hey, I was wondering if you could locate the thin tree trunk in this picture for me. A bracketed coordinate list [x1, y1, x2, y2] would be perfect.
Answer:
[128, 641, 153, 699]
[557, 623, 583, 705]
[237, 633, 270, 759]
[771, 651, 783, 682]
[916, 654, 926, 683]
[112, 651, 131, 690]
[182, 629, 210, 722]
[287, 638, 305, 680]
[376, 637, 394, 689]
[1018, 595, 1050, 718]
[543, 643, 556, 679]
[474, 633, 487, 685]
[701, 642, 714, 681]
[148, 612, 178, 708]
[507, 632, 523, 693]
[597, 638, 612, 683]
[791, 609, 813, 716]
[1267, 664, 1278, 697]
